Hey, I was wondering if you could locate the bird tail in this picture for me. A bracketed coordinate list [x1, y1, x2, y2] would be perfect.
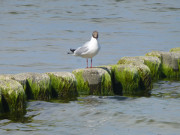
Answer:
[67, 48, 76, 54]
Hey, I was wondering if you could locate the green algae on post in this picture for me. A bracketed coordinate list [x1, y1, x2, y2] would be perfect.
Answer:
[117, 57, 144, 65]
[27, 74, 51, 100]
[0, 89, 3, 113]
[12, 73, 52, 100]
[73, 68, 113, 96]
[100, 71, 113, 95]
[72, 69, 90, 95]
[170, 47, 180, 53]
[47, 72, 78, 101]
[142, 56, 161, 80]
[11, 73, 31, 93]
[146, 51, 180, 78]
[0, 79, 26, 113]
[117, 56, 161, 80]
[0, 47, 180, 115]
[146, 51, 162, 59]
[161, 53, 180, 78]
[161, 63, 180, 78]
[112, 64, 151, 96]
[135, 63, 152, 92]
[112, 64, 141, 96]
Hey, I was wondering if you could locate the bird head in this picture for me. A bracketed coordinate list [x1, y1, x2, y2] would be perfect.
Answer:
[92, 31, 98, 39]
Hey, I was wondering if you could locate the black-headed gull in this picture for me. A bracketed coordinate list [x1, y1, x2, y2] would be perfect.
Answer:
[68, 31, 100, 68]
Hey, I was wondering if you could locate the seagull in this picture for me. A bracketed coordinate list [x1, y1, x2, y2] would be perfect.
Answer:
[68, 31, 100, 68]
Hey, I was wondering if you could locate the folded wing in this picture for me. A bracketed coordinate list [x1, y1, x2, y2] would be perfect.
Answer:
[74, 45, 89, 56]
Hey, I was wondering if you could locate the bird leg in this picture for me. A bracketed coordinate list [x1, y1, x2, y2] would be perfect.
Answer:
[91, 58, 92, 68]
[86, 59, 88, 68]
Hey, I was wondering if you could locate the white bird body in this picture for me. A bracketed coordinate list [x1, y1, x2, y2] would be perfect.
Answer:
[68, 31, 100, 68]
[74, 36, 100, 58]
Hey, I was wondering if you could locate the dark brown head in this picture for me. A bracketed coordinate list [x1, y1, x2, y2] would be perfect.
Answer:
[92, 31, 98, 39]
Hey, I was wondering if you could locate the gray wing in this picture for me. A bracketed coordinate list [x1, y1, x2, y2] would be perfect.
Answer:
[74, 45, 89, 56]
[74, 41, 90, 56]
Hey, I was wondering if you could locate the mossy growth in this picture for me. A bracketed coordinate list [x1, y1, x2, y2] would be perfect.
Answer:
[117, 57, 143, 65]
[170, 47, 180, 53]
[47, 73, 78, 102]
[11, 73, 52, 100]
[100, 72, 114, 96]
[0, 91, 3, 113]
[146, 51, 162, 59]
[117, 57, 153, 92]
[161, 62, 180, 79]
[72, 70, 89, 95]
[112, 64, 142, 96]
[143, 58, 161, 80]
[112, 63, 152, 96]
[118, 56, 161, 80]
[135, 64, 152, 94]
[88, 68, 113, 96]
[146, 51, 180, 79]
[27, 78, 51, 100]
[73, 68, 113, 96]
[160, 53, 180, 78]
[0, 79, 26, 114]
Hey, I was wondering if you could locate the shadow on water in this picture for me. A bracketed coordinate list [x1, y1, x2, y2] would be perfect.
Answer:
[104, 96, 132, 101]
[0, 101, 42, 123]
[0, 111, 32, 123]
[77, 95, 132, 106]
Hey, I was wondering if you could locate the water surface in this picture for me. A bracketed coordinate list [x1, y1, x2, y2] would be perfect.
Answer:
[0, 80, 180, 135]
[0, 0, 180, 73]
[0, 0, 180, 135]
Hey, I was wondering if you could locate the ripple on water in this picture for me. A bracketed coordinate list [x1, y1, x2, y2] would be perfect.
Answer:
[0, 93, 180, 135]
[0, 0, 180, 134]
[152, 80, 180, 98]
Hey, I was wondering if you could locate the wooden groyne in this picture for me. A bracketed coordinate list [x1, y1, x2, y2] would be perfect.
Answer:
[0, 47, 180, 114]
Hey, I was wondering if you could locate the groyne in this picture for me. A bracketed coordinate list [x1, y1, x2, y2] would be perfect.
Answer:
[0, 47, 180, 114]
